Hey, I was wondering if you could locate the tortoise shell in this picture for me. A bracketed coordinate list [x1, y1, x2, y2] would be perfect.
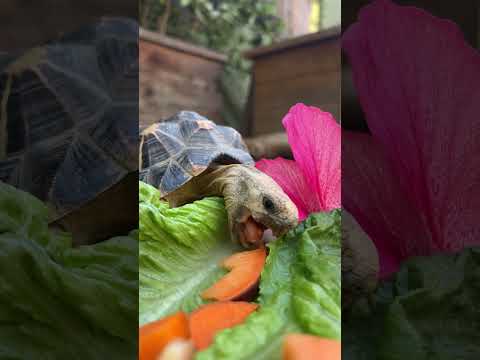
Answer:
[140, 111, 254, 196]
[0, 18, 138, 219]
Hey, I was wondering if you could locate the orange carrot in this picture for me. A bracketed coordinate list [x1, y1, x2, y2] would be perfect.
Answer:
[189, 301, 258, 350]
[283, 334, 341, 360]
[201, 248, 267, 301]
[139, 312, 190, 360]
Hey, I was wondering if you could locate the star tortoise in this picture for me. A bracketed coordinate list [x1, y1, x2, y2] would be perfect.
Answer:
[140, 111, 298, 247]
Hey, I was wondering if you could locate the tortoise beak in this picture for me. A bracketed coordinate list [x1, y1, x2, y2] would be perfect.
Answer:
[271, 218, 297, 238]
[238, 216, 267, 248]
[272, 227, 289, 238]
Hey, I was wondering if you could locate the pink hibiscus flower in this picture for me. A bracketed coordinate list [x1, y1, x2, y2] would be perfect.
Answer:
[343, 0, 480, 277]
[256, 103, 341, 221]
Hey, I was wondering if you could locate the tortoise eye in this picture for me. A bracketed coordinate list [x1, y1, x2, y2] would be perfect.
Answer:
[263, 197, 275, 212]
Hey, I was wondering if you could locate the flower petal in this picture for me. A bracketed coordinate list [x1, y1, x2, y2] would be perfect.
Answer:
[256, 158, 314, 221]
[282, 103, 341, 211]
[343, 131, 431, 278]
[343, 0, 480, 253]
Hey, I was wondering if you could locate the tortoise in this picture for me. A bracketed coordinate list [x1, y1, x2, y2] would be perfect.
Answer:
[0, 17, 138, 244]
[140, 111, 299, 247]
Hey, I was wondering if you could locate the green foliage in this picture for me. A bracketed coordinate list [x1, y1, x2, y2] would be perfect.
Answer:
[140, 0, 283, 129]
[141, 0, 281, 59]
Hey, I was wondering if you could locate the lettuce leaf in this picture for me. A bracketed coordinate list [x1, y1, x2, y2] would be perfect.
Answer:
[343, 247, 480, 360]
[0, 182, 138, 359]
[196, 210, 341, 360]
[138, 181, 341, 358]
[139, 181, 240, 325]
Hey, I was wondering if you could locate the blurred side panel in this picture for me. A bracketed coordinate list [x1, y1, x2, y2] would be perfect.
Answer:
[342, 0, 480, 358]
[0, 1, 139, 359]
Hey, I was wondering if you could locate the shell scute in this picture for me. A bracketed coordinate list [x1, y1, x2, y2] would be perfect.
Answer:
[37, 61, 110, 124]
[143, 131, 184, 169]
[0, 18, 138, 218]
[49, 135, 126, 213]
[17, 70, 75, 144]
[29, 138, 72, 201]
[85, 105, 137, 170]
[140, 111, 254, 195]
[45, 46, 108, 92]
[159, 160, 192, 196]
[96, 38, 138, 101]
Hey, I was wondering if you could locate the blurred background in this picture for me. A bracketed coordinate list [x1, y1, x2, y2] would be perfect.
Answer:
[139, 0, 340, 148]
[342, 0, 480, 132]
[0, 0, 136, 50]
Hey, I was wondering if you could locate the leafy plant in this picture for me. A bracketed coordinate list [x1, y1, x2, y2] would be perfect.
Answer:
[141, 0, 281, 57]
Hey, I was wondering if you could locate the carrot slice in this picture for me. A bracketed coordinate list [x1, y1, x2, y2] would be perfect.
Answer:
[201, 248, 267, 301]
[139, 312, 190, 360]
[189, 301, 258, 350]
[283, 334, 341, 360]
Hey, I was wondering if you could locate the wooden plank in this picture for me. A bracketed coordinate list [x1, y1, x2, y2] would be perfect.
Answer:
[244, 27, 340, 59]
[139, 39, 226, 127]
[252, 68, 340, 135]
[254, 71, 340, 107]
[253, 40, 340, 84]
[140, 27, 227, 63]
[247, 30, 341, 136]
[140, 41, 222, 79]
[252, 102, 340, 135]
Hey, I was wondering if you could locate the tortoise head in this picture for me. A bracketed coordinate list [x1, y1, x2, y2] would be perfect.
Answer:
[223, 165, 298, 247]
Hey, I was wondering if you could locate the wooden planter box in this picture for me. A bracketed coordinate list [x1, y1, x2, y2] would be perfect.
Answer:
[245, 28, 341, 136]
[139, 28, 227, 128]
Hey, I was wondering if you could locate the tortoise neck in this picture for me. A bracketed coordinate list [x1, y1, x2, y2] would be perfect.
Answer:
[163, 164, 242, 207]
[198, 164, 241, 196]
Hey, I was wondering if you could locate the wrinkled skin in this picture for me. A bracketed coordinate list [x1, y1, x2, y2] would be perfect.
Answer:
[165, 164, 299, 248]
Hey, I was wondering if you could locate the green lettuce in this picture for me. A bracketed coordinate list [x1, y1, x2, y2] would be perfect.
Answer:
[139, 181, 241, 325]
[343, 247, 480, 360]
[138, 181, 341, 358]
[196, 210, 341, 360]
[0, 182, 137, 359]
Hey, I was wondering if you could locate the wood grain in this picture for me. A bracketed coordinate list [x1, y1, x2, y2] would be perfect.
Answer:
[140, 38, 226, 127]
[247, 34, 340, 136]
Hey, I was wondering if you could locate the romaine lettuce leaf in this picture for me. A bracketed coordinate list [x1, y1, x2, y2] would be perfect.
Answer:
[139, 181, 240, 325]
[0, 181, 52, 249]
[196, 210, 341, 360]
[343, 247, 480, 360]
[0, 182, 138, 359]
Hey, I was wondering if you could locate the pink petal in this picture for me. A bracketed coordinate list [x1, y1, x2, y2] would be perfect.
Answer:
[282, 103, 341, 211]
[256, 158, 316, 221]
[343, 131, 432, 278]
[343, 0, 480, 254]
